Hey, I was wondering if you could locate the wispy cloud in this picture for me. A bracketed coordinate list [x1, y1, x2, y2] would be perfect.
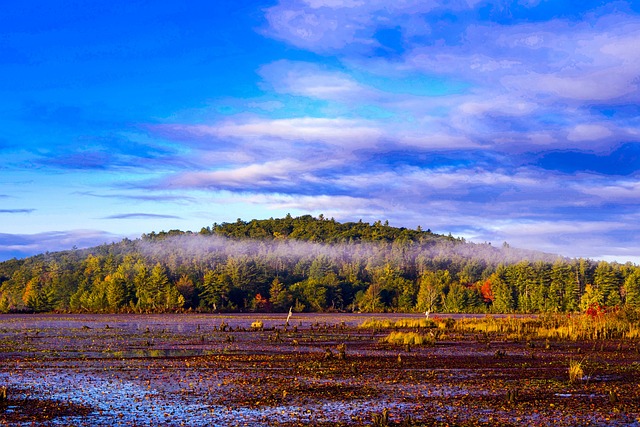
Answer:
[103, 213, 182, 220]
[35, 133, 186, 171]
[0, 208, 35, 213]
[76, 191, 197, 203]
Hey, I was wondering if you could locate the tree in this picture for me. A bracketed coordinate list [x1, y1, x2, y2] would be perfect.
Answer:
[164, 283, 185, 311]
[624, 267, 640, 309]
[200, 268, 232, 310]
[444, 283, 467, 313]
[580, 284, 604, 311]
[269, 277, 293, 312]
[594, 261, 621, 307]
[510, 261, 538, 313]
[22, 277, 54, 312]
[134, 263, 153, 311]
[415, 270, 449, 313]
[490, 266, 516, 313]
[480, 279, 494, 305]
[354, 284, 384, 312]
[549, 260, 576, 312]
[290, 279, 327, 312]
[105, 272, 128, 311]
[175, 275, 197, 308]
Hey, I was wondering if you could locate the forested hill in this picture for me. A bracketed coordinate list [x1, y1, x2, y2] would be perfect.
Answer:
[0, 215, 638, 314]
[145, 214, 443, 243]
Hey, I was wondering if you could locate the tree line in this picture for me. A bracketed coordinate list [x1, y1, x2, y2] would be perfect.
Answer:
[0, 215, 638, 314]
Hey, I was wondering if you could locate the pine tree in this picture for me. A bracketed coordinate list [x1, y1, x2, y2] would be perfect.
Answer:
[105, 271, 128, 311]
[201, 268, 232, 310]
[624, 267, 640, 308]
[594, 261, 621, 307]
[490, 266, 515, 313]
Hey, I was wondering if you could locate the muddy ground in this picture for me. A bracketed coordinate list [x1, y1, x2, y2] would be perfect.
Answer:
[0, 313, 639, 426]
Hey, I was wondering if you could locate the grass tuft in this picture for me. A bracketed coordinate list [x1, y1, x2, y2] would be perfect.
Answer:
[382, 331, 435, 346]
[568, 359, 584, 383]
[251, 320, 263, 329]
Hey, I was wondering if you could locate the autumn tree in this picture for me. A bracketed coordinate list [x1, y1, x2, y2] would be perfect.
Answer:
[415, 270, 449, 313]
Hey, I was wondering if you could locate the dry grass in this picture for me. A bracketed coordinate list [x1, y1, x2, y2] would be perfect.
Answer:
[359, 318, 436, 329]
[382, 331, 436, 346]
[359, 319, 394, 329]
[569, 359, 585, 383]
[251, 320, 263, 329]
[454, 309, 640, 342]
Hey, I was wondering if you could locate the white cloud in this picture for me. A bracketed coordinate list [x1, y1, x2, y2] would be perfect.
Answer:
[577, 179, 640, 202]
[302, 0, 364, 8]
[166, 117, 382, 148]
[259, 60, 372, 101]
[458, 96, 536, 117]
[240, 193, 382, 215]
[263, 0, 441, 52]
[504, 70, 637, 101]
[567, 124, 614, 142]
[166, 159, 323, 189]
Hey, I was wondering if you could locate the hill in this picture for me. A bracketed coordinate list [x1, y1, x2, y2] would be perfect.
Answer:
[0, 215, 638, 314]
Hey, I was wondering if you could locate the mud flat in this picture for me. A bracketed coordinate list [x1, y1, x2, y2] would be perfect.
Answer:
[0, 313, 639, 426]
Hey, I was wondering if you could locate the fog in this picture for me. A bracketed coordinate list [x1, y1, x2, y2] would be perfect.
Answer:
[135, 233, 562, 269]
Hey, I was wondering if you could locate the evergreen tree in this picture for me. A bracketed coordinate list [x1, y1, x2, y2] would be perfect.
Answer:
[444, 283, 467, 313]
[105, 271, 128, 311]
[269, 277, 293, 312]
[490, 266, 516, 313]
[594, 261, 622, 307]
[200, 268, 232, 310]
[624, 267, 640, 309]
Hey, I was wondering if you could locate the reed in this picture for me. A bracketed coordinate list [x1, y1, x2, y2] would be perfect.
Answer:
[359, 319, 394, 329]
[382, 331, 435, 346]
[568, 359, 584, 383]
[453, 309, 640, 342]
[360, 318, 437, 330]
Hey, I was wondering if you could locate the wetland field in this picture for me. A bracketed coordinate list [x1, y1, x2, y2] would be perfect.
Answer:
[0, 313, 639, 426]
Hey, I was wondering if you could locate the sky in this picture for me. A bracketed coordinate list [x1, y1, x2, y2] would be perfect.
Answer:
[1, 0, 640, 263]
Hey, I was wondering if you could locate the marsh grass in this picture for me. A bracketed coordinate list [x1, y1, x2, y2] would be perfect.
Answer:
[251, 320, 264, 329]
[359, 319, 394, 329]
[454, 316, 543, 338]
[454, 309, 640, 342]
[359, 318, 437, 330]
[569, 359, 585, 383]
[382, 331, 435, 346]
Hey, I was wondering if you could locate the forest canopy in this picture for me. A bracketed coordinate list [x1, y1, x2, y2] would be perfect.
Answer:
[0, 215, 638, 314]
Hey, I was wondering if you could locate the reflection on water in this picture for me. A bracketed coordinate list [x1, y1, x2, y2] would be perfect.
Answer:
[1, 370, 415, 427]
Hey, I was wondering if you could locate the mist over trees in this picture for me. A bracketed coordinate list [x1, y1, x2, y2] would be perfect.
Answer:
[0, 215, 637, 314]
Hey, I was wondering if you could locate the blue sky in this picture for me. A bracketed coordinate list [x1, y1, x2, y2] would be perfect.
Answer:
[2, 0, 640, 262]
